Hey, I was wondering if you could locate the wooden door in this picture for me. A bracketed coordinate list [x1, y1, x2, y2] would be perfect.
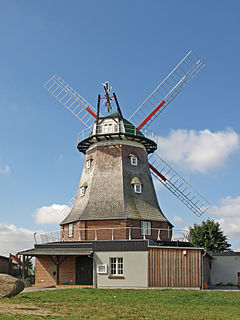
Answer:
[76, 256, 93, 285]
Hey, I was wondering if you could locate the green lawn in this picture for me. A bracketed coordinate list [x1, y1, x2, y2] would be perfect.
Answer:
[0, 288, 239, 319]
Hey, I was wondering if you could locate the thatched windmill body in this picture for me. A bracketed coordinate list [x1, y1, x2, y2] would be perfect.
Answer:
[44, 51, 209, 242]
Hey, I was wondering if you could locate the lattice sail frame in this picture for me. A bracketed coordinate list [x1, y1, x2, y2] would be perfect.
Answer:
[44, 74, 97, 129]
[129, 50, 205, 130]
[148, 153, 210, 217]
[58, 196, 75, 222]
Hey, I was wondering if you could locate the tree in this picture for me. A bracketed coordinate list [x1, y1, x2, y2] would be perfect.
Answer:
[188, 219, 231, 253]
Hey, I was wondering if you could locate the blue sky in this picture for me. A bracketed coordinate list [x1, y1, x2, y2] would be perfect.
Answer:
[0, 0, 240, 255]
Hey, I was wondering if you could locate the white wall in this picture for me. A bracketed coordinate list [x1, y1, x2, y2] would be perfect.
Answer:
[94, 251, 148, 288]
[210, 255, 240, 285]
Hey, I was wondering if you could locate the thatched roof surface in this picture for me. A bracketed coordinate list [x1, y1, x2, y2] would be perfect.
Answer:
[131, 177, 142, 185]
[61, 142, 169, 225]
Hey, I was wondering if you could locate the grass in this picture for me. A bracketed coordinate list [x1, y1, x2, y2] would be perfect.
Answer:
[0, 288, 240, 319]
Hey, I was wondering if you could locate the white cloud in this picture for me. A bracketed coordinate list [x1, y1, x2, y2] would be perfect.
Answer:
[0, 164, 10, 175]
[33, 204, 71, 225]
[0, 222, 36, 256]
[156, 129, 239, 173]
[210, 196, 240, 237]
[172, 215, 185, 226]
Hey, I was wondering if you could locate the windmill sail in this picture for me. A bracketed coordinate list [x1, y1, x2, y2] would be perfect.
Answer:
[129, 50, 205, 130]
[148, 153, 209, 217]
[44, 74, 97, 129]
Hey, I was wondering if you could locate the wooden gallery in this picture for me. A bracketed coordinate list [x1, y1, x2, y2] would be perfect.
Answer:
[20, 54, 211, 289]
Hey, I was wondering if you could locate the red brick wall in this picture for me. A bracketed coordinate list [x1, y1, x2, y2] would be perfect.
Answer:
[125, 220, 172, 241]
[35, 256, 76, 286]
[59, 257, 76, 285]
[61, 219, 172, 242]
[86, 220, 128, 240]
[35, 256, 56, 286]
[61, 221, 86, 241]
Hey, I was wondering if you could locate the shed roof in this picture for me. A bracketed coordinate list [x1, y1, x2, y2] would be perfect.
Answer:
[19, 247, 93, 256]
[211, 251, 240, 256]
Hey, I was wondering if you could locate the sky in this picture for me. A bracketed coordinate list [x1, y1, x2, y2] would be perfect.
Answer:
[0, 0, 240, 256]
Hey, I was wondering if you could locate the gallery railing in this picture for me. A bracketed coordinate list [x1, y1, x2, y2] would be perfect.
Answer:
[77, 123, 159, 144]
[34, 227, 189, 244]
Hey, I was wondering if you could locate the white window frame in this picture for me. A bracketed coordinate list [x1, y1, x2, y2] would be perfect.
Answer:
[141, 221, 151, 236]
[104, 124, 109, 133]
[86, 159, 91, 169]
[97, 125, 102, 134]
[80, 186, 85, 197]
[168, 226, 172, 239]
[110, 257, 123, 276]
[68, 223, 74, 238]
[108, 123, 113, 133]
[114, 124, 118, 132]
[134, 184, 142, 193]
[97, 264, 108, 274]
[130, 156, 138, 166]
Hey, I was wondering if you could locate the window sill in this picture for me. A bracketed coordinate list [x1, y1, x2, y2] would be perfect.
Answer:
[108, 276, 125, 279]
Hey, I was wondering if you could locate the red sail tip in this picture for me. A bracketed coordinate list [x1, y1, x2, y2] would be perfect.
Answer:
[149, 163, 167, 181]
[137, 100, 165, 130]
[86, 107, 97, 119]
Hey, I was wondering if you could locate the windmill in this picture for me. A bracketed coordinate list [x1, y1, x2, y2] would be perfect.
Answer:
[44, 50, 209, 241]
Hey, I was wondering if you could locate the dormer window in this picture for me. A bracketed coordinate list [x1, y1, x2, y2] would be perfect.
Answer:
[131, 177, 142, 194]
[80, 187, 85, 196]
[130, 156, 138, 166]
[80, 182, 88, 197]
[134, 184, 142, 193]
[86, 159, 91, 169]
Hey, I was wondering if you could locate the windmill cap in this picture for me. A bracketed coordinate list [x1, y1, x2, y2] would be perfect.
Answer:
[77, 115, 157, 154]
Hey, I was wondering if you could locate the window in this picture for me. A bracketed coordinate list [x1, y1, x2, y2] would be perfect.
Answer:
[97, 125, 102, 134]
[114, 124, 118, 132]
[68, 223, 74, 237]
[110, 258, 123, 275]
[131, 156, 138, 166]
[86, 159, 91, 169]
[134, 184, 142, 193]
[131, 177, 142, 194]
[108, 123, 113, 133]
[97, 265, 108, 274]
[80, 186, 85, 197]
[141, 221, 151, 236]
[168, 226, 172, 240]
[104, 124, 108, 133]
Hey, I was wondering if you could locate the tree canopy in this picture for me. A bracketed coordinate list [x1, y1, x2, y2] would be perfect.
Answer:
[188, 219, 231, 253]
